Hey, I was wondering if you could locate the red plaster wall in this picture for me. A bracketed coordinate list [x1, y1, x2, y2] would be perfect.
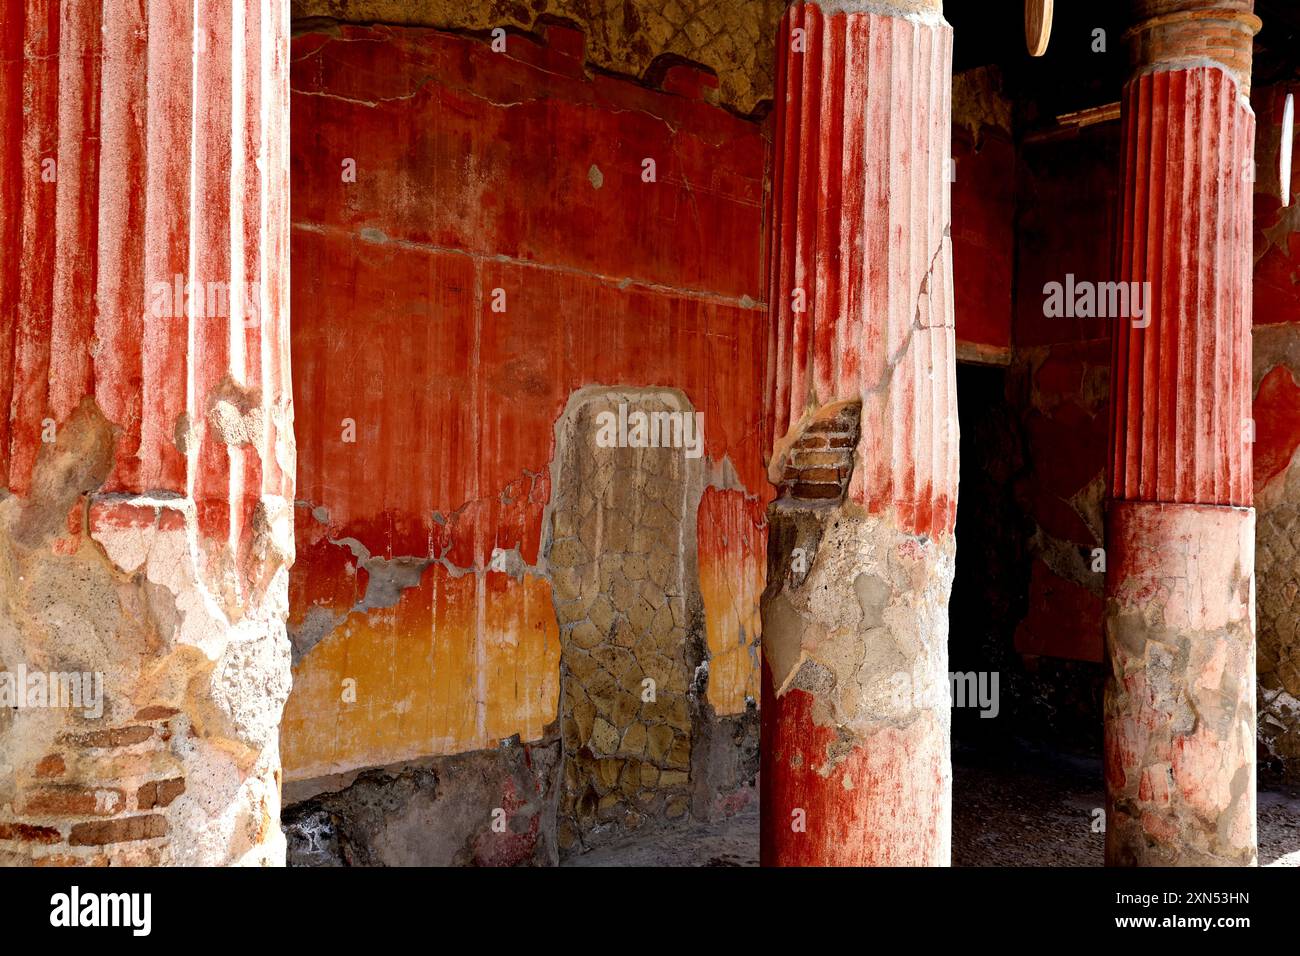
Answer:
[1255, 85, 1300, 334]
[283, 22, 770, 780]
[951, 126, 1015, 361]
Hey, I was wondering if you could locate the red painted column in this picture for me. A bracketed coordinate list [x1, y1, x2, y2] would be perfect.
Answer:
[0, 0, 293, 865]
[1104, 0, 1259, 866]
[760, 0, 957, 866]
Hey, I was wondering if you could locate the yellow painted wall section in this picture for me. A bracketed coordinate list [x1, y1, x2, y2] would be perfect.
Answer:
[281, 567, 561, 782]
[697, 487, 764, 714]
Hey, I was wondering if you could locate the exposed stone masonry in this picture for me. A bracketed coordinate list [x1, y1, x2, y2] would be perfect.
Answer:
[547, 388, 708, 855]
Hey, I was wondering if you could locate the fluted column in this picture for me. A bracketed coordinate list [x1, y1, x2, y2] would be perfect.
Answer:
[0, 0, 293, 865]
[1104, 0, 1259, 866]
[760, 0, 957, 866]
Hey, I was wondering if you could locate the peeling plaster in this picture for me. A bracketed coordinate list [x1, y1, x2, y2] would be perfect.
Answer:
[763, 503, 954, 766]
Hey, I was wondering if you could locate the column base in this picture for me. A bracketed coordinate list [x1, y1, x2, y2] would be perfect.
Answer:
[0, 472, 292, 865]
[1103, 500, 1256, 866]
[760, 505, 953, 866]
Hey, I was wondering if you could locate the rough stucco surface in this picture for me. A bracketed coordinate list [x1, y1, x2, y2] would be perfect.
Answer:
[1103, 502, 1256, 866]
[291, 0, 785, 114]
[0, 418, 294, 867]
[761, 502, 954, 866]
[763, 509, 955, 735]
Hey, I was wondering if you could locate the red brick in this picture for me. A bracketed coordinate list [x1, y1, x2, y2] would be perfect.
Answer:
[791, 483, 842, 500]
[790, 451, 845, 468]
[22, 787, 124, 817]
[805, 415, 857, 433]
[60, 726, 153, 749]
[33, 853, 109, 867]
[34, 754, 65, 778]
[68, 815, 168, 847]
[136, 777, 185, 810]
[134, 705, 180, 721]
[0, 822, 62, 844]
[793, 467, 843, 483]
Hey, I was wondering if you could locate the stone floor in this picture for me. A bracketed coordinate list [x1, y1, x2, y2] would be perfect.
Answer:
[563, 798, 759, 867]
[952, 739, 1300, 867]
[559, 740, 1300, 866]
